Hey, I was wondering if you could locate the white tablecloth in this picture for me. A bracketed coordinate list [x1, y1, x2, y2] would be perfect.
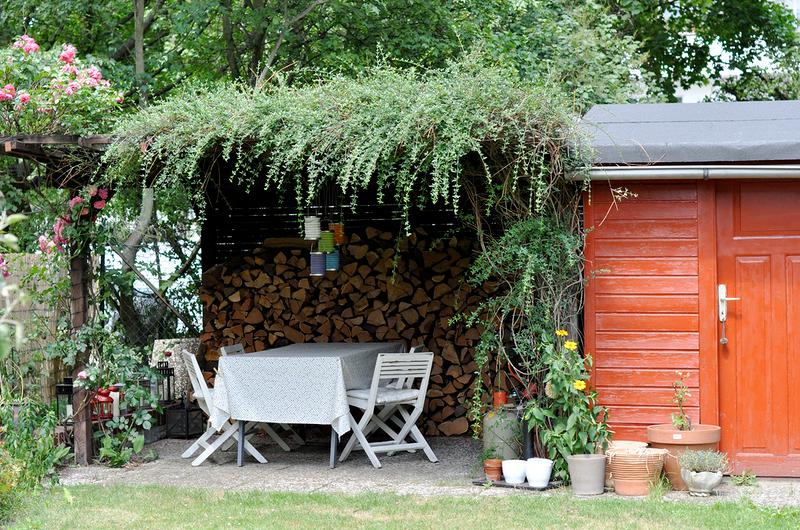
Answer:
[209, 342, 405, 435]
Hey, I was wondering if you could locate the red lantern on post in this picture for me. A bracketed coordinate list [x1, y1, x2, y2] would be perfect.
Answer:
[93, 388, 114, 420]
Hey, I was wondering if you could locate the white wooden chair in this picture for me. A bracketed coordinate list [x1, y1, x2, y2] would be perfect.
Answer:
[180, 351, 268, 466]
[339, 352, 438, 468]
[218, 344, 304, 449]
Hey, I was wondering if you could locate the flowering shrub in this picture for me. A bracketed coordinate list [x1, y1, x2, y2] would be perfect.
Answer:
[0, 35, 122, 135]
[38, 185, 109, 256]
[525, 331, 611, 481]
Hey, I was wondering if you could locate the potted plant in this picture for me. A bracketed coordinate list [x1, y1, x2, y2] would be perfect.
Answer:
[525, 330, 611, 495]
[646, 372, 721, 491]
[677, 449, 731, 497]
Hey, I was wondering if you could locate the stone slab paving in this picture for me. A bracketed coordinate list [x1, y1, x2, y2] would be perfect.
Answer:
[57, 434, 800, 507]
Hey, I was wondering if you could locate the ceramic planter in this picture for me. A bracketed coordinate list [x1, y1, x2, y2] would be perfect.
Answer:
[680, 469, 723, 497]
[567, 454, 607, 495]
[526, 458, 553, 488]
[646, 424, 721, 491]
[502, 459, 527, 484]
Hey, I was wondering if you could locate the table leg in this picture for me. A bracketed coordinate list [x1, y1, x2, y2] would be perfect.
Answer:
[237, 421, 245, 467]
[330, 428, 337, 468]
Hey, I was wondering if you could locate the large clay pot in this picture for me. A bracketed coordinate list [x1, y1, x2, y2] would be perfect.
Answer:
[567, 454, 607, 495]
[607, 447, 669, 496]
[646, 424, 721, 491]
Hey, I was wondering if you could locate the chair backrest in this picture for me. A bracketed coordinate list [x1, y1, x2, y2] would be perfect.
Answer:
[408, 345, 423, 353]
[219, 344, 245, 356]
[370, 352, 434, 407]
[182, 350, 213, 415]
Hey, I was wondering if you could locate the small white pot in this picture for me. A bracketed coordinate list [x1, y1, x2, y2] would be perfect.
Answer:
[526, 458, 553, 488]
[502, 459, 527, 484]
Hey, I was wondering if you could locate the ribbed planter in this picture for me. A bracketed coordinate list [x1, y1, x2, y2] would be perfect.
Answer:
[646, 424, 722, 491]
[604, 440, 648, 488]
[607, 447, 669, 496]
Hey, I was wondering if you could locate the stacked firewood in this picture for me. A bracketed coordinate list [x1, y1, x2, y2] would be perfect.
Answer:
[199, 227, 499, 436]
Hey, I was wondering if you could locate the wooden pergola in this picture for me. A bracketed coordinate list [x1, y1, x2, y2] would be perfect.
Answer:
[2, 134, 110, 465]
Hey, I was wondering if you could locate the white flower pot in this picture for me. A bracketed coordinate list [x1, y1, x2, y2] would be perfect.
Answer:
[526, 458, 553, 488]
[502, 459, 527, 484]
[680, 469, 723, 497]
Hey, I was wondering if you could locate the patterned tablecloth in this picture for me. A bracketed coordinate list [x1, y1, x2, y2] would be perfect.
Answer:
[209, 342, 405, 435]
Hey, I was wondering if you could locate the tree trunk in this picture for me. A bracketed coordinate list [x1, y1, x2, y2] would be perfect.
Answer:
[70, 256, 93, 466]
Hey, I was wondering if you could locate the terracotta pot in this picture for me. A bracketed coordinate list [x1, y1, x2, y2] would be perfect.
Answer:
[607, 447, 669, 496]
[646, 424, 721, 491]
[604, 441, 648, 488]
[484, 459, 503, 482]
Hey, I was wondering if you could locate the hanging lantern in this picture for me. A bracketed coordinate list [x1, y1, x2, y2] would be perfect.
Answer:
[310, 251, 326, 276]
[304, 216, 321, 240]
[156, 361, 175, 403]
[93, 389, 114, 420]
[329, 223, 345, 244]
[55, 377, 74, 426]
[326, 248, 340, 271]
[319, 230, 335, 252]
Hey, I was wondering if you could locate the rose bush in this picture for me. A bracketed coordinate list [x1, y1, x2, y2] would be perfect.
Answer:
[0, 35, 122, 135]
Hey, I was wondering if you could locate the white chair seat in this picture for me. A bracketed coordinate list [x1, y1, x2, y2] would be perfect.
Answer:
[339, 352, 438, 468]
[347, 388, 419, 403]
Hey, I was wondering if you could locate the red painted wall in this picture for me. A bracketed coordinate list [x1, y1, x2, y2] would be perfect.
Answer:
[584, 182, 703, 441]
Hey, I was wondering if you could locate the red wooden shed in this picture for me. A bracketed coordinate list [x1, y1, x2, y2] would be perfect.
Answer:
[580, 101, 800, 477]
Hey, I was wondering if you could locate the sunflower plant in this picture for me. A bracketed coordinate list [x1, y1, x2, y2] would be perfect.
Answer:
[524, 330, 611, 481]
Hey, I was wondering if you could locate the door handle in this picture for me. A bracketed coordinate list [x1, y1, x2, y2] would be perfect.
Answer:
[718, 284, 740, 322]
[718, 284, 740, 345]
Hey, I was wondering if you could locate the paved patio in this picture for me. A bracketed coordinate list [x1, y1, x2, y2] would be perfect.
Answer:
[57, 433, 800, 507]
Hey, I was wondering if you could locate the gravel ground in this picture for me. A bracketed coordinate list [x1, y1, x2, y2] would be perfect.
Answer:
[57, 433, 800, 507]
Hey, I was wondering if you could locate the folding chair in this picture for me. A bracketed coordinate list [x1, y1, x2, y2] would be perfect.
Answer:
[180, 351, 268, 466]
[218, 344, 305, 450]
[339, 352, 438, 468]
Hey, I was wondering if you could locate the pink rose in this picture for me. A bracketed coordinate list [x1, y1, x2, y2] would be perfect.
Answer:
[19, 93, 29, 104]
[93, 200, 106, 210]
[98, 188, 109, 200]
[0, 93, 11, 101]
[84, 66, 102, 81]
[86, 185, 98, 197]
[77, 370, 88, 380]
[59, 44, 76, 64]
[4, 85, 15, 96]
[38, 235, 54, 255]
[116, 96, 124, 104]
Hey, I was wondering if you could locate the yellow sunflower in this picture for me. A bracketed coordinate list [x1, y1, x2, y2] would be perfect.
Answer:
[555, 329, 568, 337]
[564, 340, 578, 351]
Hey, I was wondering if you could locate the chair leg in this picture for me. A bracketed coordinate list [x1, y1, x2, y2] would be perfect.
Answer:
[191, 421, 239, 466]
[252, 422, 292, 452]
[281, 424, 306, 445]
[340, 411, 383, 468]
[182, 426, 216, 458]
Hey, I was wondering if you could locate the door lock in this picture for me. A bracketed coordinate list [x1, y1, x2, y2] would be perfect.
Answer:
[718, 284, 740, 345]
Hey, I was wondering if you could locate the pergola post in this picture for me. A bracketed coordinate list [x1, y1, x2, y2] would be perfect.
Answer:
[70, 255, 93, 465]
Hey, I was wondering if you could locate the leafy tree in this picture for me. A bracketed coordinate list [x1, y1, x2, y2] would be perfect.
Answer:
[605, 0, 799, 101]
[712, 46, 800, 101]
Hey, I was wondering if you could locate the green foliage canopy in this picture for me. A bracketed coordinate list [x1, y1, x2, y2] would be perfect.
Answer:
[104, 57, 583, 223]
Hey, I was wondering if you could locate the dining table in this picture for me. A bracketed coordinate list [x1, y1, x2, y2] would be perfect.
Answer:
[208, 341, 406, 467]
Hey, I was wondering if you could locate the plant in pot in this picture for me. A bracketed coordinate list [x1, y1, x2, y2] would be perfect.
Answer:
[646, 371, 721, 491]
[525, 330, 611, 494]
[677, 449, 731, 497]
[479, 446, 504, 483]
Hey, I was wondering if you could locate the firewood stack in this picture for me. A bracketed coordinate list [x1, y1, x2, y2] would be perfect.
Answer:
[199, 226, 500, 436]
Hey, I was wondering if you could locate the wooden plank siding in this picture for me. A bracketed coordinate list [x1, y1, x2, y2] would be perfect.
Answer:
[585, 182, 702, 442]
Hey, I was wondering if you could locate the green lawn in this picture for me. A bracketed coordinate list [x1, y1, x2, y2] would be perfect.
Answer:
[8, 485, 800, 530]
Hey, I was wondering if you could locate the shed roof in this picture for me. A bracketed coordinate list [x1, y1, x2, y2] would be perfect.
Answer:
[581, 101, 800, 166]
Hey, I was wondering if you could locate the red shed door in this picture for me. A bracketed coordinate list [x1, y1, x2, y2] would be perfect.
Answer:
[717, 180, 800, 476]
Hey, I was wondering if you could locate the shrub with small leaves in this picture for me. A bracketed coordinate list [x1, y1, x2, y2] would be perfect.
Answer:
[677, 449, 731, 473]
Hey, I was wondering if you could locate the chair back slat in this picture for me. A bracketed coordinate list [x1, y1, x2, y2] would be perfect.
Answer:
[219, 344, 245, 356]
[371, 352, 433, 398]
[182, 350, 213, 414]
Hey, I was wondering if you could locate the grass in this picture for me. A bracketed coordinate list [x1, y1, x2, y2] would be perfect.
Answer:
[8, 485, 800, 530]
